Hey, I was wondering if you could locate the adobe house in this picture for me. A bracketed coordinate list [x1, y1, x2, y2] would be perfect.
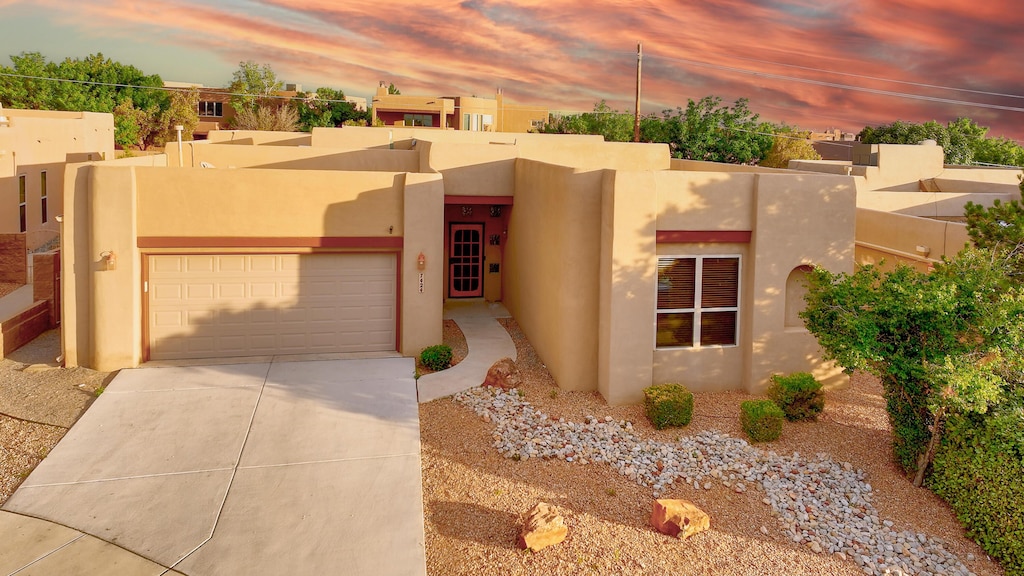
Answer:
[61, 125, 858, 404]
[370, 82, 548, 134]
[0, 107, 114, 251]
[792, 143, 1022, 272]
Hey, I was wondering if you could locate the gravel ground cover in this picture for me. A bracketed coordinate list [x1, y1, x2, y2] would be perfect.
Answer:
[0, 330, 109, 504]
[419, 318, 1002, 576]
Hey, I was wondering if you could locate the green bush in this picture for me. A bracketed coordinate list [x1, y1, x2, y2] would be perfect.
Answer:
[767, 372, 825, 421]
[643, 383, 693, 430]
[929, 409, 1024, 575]
[741, 400, 784, 442]
[419, 344, 453, 371]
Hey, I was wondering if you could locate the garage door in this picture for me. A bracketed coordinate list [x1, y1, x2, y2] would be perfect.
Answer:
[147, 253, 397, 361]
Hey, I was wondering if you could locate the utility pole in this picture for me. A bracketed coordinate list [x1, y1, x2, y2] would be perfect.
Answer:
[633, 43, 643, 143]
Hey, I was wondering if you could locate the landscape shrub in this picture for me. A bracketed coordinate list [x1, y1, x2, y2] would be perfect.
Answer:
[767, 372, 825, 421]
[740, 400, 784, 442]
[643, 383, 693, 430]
[419, 344, 453, 371]
[929, 409, 1024, 575]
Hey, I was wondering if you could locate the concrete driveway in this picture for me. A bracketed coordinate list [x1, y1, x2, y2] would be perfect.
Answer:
[2, 358, 426, 575]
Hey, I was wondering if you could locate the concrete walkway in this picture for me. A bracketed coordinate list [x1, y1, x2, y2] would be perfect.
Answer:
[416, 300, 517, 403]
[2, 358, 426, 576]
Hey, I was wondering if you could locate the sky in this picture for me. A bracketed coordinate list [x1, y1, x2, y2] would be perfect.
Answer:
[1, 0, 1022, 139]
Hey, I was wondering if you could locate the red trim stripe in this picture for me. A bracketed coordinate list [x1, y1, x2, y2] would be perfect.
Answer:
[444, 195, 514, 205]
[656, 230, 752, 244]
[137, 237, 404, 249]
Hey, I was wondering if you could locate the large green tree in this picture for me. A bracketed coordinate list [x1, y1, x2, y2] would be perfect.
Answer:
[801, 197, 1024, 486]
[295, 87, 367, 131]
[542, 100, 633, 142]
[0, 51, 169, 147]
[857, 117, 1024, 166]
[759, 126, 822, 168]
[660, 96, 774, 164]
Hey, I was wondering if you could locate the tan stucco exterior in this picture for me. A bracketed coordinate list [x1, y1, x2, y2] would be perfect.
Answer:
[0, 109, 114, 251]
[59, 124, 867, 404]
[792, 142, 1021, 270]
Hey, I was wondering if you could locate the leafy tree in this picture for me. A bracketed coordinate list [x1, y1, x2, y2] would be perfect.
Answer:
[668, 96, 774, 164]
[542, 101, 633, 142]
[858, 117, 997, 166]
[228, 60, 282, 116]
[759, 126, 822, 168]
[295, 87, 367, 131]
[387, 82, 401, 95]
[972, 136, 1024, 167]
[151, 87, 200, 148]
[0, 51, 168, 147]
[801, 200, 1024, 486]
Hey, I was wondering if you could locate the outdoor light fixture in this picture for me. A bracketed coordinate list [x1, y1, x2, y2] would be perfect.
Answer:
[417, 252, 426, 271]
[100, 251, 117, 271]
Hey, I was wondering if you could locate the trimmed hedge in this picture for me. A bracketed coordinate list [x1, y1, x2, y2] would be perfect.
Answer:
[741, 399, 784, 442]
[767, 372, 825, 421]
[643, 383, 693, 430]
[419, 344, 453, 371]
[929, 410, 1024, 575]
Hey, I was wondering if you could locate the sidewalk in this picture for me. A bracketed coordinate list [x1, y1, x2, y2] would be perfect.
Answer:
[416, 300, 517, 403]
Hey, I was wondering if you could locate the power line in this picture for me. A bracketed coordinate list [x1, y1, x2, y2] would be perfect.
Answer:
[722, 54, 1024, 101]
[643, 53, 1024, 114]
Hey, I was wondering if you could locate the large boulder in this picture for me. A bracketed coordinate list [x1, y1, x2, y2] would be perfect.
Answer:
[517, 502, 567, 552]
[482, 357, 518, 390]
[650, 499, 710, 540]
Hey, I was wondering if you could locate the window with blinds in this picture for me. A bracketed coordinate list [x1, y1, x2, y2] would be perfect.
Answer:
[656, 256, 740, 348]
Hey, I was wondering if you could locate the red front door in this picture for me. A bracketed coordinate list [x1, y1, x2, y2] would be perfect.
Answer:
[449, 223, 484, 297]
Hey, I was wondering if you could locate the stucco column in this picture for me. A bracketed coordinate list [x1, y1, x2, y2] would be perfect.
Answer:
[88, 166, 141, 371]
[598, 170, 657, 405]
[401, 173, 444, 355]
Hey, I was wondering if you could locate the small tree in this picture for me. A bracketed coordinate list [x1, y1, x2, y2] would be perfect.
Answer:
[759, 127, 821, 168]
[801, 199, 1023, 486]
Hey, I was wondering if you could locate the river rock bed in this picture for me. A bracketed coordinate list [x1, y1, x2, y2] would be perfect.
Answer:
[455, 386, 974, 576]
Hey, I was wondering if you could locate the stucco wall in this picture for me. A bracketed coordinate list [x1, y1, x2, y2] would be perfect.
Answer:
[744, 173, 855, 392]
[504, 160, 604, 392]
[598, 170, 854, 403]
[167, 141, 419, 173]
[518, 141, 670, 171]
[424, 141, 517, 196]
[63, 164, 442, 371]
[856, 208, 970, 272]
[205, 131, 312, 146]
[0, 110, 114, 250]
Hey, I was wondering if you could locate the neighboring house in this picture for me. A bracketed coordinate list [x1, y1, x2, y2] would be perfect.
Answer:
[791, 143, 1022, 272]
[60, 125, 862, 406]
[370, 83, 548, 133]
[168, 82, 301, 139]
[0, 107, 114, 251]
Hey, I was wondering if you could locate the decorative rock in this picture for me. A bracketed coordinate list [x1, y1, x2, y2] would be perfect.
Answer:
[518, 502, 567, 552]
[650, 499, 710, 540]
[482, 357, 519, 389]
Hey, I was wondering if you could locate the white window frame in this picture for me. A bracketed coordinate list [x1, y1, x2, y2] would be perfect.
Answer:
[655, 254, 741, 349]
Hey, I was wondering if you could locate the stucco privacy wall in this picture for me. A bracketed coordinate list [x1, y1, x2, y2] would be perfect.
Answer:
[856, 208, 970, 272]
[518, 141, 670, 171]
[206, 130, 312, 146]
[422, 141, 517, 196]
[598, 171, 854, 404]
[167, 142, 419, 173]
[63, 164, 442, 370]
[311, 126, 604, 151]
[743, 174, 854, 392]
[504, 160, 604, 391]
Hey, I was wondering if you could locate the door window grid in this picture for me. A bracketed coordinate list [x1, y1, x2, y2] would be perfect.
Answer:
[18, 174, 27, 233]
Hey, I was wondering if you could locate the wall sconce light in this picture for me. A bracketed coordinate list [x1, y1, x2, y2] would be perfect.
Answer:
[915, 245, 931, 257]
[100, 250, 117, 271]
[417, 252, 426, 271]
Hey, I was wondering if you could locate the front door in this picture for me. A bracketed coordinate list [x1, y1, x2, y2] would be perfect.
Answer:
[449, 223, 484, 297]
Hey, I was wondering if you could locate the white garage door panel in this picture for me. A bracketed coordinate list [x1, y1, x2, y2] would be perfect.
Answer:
[148, 253, 397, 361]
